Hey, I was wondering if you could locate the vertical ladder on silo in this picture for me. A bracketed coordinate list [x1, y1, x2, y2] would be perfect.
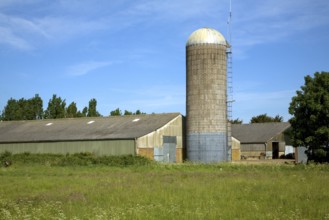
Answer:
[226, 0, 233, 161]
[226, 47, 233, 161]
[226, 47, 233, 121]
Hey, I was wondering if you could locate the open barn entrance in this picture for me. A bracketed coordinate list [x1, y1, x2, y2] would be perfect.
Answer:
[272, 142, 279, 159]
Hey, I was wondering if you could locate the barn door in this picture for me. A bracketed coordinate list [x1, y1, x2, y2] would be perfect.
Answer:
[154, 147, 164, 162]
[163, 136, 177, 163]
[272, 142, 279, 159]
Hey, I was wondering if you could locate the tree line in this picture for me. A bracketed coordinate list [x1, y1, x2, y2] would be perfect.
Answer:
[0, 94, 144, 121]
[230, 114, 283, 124]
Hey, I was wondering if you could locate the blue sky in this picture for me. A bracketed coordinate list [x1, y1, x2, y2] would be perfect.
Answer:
[0, 0, 328, 123]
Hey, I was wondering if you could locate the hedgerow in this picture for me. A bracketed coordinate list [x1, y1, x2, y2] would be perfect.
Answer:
[0, 151, 153, 167]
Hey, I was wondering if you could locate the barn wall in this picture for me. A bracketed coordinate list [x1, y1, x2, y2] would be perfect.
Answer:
[138, 148, 154, 160]
[240, 143, 265, 159]
[136, 115, 184, 162]
[266, 133, 286, 158]
[231, 137, 240, 161]
[0, 140, 135, 156]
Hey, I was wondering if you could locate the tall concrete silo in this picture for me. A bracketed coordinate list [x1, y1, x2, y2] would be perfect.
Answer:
[186, 27, 230, 162]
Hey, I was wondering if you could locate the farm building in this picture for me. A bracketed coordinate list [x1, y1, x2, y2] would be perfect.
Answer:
[0, 113, 184, 163]
[232, 122, 291, 160]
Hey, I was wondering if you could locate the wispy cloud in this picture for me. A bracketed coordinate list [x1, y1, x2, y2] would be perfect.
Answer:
[67, 61, 112, 77]
[0, 0, 228, 50]
[1, 0, 328, 55]
[233, 0, 329, 56]
[0, 12, 51, 50]
[0, 27, 33, 50]
[0, 13, 109, 50]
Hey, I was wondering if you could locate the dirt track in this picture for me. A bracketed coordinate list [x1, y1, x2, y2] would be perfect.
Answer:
[232, 159, 295, 165]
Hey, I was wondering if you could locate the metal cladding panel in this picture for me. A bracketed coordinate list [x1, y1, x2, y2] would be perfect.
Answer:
[154, 147, 164, 162]
[187, 132, 227, 162]
[163, 142, 176, 163]
[0, 140, 136, 156]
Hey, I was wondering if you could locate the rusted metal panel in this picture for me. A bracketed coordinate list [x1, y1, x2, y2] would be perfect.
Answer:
[232, 149, 240, 161]
[138, 148, 154, 160]
[176, 148, 183, 163]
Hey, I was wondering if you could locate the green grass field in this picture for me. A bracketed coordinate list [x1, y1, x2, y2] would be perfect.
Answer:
[1, 158, 329, 219]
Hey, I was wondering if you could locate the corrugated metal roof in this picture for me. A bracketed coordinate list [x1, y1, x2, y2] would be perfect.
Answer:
[0, 113, 181, 143]
[232, 122, 291, 143]
[186, 27, 226, 47]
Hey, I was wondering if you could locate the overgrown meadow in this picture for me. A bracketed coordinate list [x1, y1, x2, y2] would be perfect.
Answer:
[1, 153, 328, 220]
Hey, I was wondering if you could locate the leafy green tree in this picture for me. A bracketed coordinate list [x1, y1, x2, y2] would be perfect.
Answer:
[66, 102, 78, 118]
[76, 107, 88, 117]
[1, 94, 43, 120]
[44, 94, 66, 119]
[87, 98, 101, 117]
[124, 110, 132, 115]
[250, 114, 283, 123]
[110, 108, 122, 116]
[82, 107, 88, 117]
[289, 72, 329, 155]
[230, 118, 243, 124]
[134, 110, 145, 115]
[2, 98, 20, 120]
[28, 94, 43, 119]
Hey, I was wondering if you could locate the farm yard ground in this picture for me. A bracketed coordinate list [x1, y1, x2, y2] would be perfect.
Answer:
[233, 159, 296, 165]
[0, 161, 328, 219]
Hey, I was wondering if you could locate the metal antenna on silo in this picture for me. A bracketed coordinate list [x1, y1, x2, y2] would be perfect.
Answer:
[227, 0, 232, 44]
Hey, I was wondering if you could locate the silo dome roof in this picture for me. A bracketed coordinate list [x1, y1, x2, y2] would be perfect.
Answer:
[186, 27, 226, 46]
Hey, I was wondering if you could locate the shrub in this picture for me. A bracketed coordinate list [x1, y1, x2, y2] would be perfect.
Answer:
[0, 152, 153, 167]
[313, 148, 328, 163]
[0, 151, 12, 167]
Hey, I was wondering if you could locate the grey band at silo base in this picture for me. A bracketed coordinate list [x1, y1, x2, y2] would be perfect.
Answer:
[187, 132, 227, 163]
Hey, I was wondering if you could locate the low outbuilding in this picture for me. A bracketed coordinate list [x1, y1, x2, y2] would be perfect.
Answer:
[0, 113, 184, 163]
[232, 122, 291, 160]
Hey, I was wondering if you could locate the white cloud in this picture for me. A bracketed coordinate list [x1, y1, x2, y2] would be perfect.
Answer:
[67, 61, 112, 77]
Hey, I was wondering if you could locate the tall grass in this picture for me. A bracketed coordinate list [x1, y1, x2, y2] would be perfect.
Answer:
[0, 153, 329, 219]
